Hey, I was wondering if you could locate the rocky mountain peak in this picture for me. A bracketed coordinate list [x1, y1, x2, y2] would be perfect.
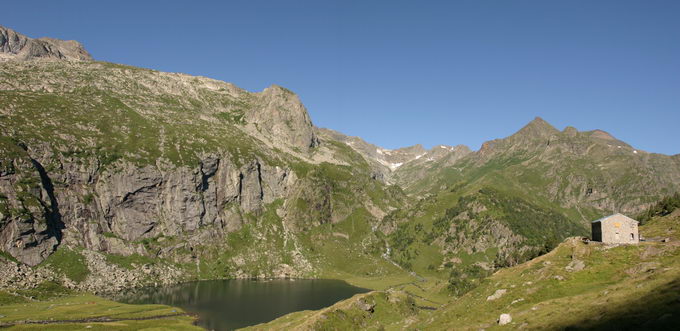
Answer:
[261, 84, 294, 96]
[0, 25, 92, 62]
[563, 126, 579, 136]
[589, 129, 617, 141]
[513, 116, 559, 139]
[246, 85, 319, 153]
[389, 144, 427, 158]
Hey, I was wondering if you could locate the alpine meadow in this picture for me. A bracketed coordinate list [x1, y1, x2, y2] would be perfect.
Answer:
[1, 3, 680, 330]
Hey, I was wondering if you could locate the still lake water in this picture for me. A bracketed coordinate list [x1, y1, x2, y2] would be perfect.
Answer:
[115, 279, 369, 330]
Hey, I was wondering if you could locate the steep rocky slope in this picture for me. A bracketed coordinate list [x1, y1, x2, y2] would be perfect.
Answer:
[0, 25, 92, 62]
[0, 57, 408, 292]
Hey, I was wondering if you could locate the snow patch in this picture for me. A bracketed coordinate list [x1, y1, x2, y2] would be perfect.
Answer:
[389, 162, 403, 170]
[376, 159, 403, 170]
[633, 150, 638, 154]
[414, 153, 426, 160]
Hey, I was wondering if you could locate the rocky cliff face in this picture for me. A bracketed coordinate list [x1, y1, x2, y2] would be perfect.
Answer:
[0, 141, 61, 266]
[0, 136, 297, 266]
[0, 50, 397, 277]
[0, 26, 92, 62]
[0, 58, 334, 267]
[246, 85, 320, 153]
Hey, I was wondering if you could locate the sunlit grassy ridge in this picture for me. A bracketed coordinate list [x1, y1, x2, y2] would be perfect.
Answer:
[0, 62, 277, 168]
[246, 213, 680, 330]
[0, 294, 201, 330]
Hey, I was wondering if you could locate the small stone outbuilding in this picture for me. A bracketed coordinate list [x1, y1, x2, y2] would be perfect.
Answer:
[591, 213, 639, 244]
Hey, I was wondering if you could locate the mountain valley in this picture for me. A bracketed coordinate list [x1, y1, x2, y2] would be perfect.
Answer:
[1, 26, 679, 330]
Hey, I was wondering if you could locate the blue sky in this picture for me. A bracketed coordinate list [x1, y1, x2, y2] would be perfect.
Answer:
[4, 1, 679, 154]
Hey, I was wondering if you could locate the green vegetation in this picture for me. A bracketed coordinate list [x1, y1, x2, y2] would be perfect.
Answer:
[422, 214, 680, 330]
[215, 109, 246, 124]
[41, 247, 90, 283]
[82, 193, 94, 204]
[252, 213, 680, 330]
[638, 192, 680, 224]
[385, 186, 587, 296]
[0, 62, 273, 168]
[446, 264, 490, 296]
[243, 290, 422, 331]
[2, 58, 680, 331]
[104, 253, 155, 270]
[101, 231, 119, 239]
[13, 281, 71, 301]
[0, 291, 29, 306]
[0, 294, 200, 330]
[0, 250, 19, 263]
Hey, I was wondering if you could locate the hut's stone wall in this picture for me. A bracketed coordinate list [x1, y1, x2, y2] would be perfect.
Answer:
[592, 213, 639, 244]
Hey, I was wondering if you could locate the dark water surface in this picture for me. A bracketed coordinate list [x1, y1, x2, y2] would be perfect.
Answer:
[115, 279, 369, 330]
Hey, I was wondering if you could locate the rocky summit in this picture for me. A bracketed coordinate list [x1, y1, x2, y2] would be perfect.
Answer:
[1, 27, 679, 330]
[0, 25, 92, 62]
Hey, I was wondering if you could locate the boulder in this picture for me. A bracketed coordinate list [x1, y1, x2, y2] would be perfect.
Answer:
[565, 259, 585, 272]
[487, 289, 507, 301]
[498, 313, 512, 325]
[355, 298, 376, 313]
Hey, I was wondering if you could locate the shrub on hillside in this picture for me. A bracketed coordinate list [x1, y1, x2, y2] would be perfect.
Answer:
[639, 193, 680, 224]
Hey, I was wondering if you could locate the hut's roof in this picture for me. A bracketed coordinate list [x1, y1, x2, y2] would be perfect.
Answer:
[591, 213, 639, 224]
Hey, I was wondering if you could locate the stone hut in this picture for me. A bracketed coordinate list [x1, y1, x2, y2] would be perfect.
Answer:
[591, 213, 639, 244]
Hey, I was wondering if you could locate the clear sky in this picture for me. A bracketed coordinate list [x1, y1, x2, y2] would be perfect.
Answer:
[3, 1, 679, 154]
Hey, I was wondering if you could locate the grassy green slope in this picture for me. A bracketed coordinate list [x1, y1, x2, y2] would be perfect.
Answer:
[0, 285, 200, 330]
[375, 118, 680, 293]
[397, 120, 679, 220]
[424, 213, 680, 330]
[247, 213, 680, 330]
[0, 61, 274, 168]
[383, 187, 588, 294]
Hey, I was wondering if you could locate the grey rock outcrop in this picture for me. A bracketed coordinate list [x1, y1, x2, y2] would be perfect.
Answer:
[0, 148, 61, 266]
[92, 155, 296, 242]
[498, 313, 512, 325]
[565, 259, 585, 272]
[487, 288, 507, 301]
[246, 85, 320, 153]
[1, 136, 299, 265]
[0, 25, 92, 62]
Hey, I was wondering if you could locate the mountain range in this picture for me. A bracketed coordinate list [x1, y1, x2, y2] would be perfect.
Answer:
[1, 26, 679, 329]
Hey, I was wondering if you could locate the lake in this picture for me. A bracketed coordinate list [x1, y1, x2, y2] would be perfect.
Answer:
[115, 279, 369, 330]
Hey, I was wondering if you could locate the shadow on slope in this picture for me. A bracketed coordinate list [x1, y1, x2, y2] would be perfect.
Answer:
[562, 277, 680, 330]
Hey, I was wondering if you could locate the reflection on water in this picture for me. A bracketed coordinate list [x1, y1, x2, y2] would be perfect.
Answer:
[114, 279, 369, 330]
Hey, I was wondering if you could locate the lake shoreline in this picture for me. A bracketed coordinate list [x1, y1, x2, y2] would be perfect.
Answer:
[114, 278, 370, 330]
